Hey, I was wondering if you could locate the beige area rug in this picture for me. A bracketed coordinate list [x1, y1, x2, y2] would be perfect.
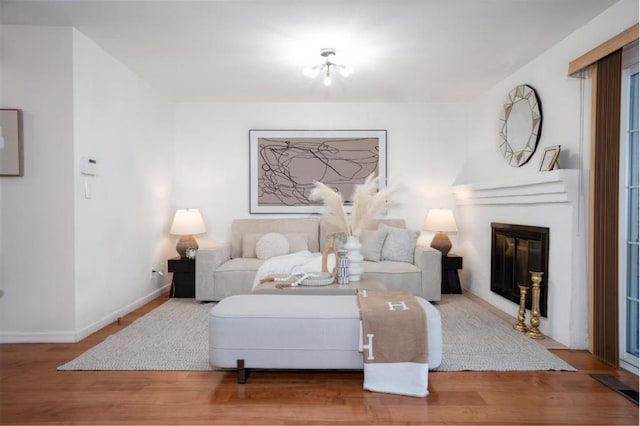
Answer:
[58, 295, 575, 371]
[435, 295, 575, 371]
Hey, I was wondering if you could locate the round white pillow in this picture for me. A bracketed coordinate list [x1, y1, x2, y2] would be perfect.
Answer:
[255, 232, 290, 260]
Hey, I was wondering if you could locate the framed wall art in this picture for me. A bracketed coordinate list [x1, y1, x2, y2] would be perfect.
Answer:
[249, 129, 387, 213]
[0, 109, 24, 177]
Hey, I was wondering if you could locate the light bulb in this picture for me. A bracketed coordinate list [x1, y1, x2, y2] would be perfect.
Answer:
[323, 75, 332, 86]
[304, 66, 321, 78]
[339, 66, 354, 77]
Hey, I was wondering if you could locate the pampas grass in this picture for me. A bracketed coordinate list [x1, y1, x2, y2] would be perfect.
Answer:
[309, 181, 351, 235]
[310, 174, 400, 236]
[350, 175, 400, 236]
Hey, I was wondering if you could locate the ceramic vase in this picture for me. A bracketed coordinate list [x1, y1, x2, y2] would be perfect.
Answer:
[344, 235, 363, 282]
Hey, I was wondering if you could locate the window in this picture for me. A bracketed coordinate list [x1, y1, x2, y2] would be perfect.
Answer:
[619, 43, 639, 371]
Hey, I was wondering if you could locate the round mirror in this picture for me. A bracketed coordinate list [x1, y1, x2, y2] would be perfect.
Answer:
[499, 84, 542, 167]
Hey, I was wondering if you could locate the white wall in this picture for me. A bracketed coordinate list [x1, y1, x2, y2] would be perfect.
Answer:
[455, 0, 638, 348]
[0, 26, 176, 342]
[71, 30, 175, 339]
[459, 0, 638, 184]
[174, 102, 468, 247]
[0, 26, 76, 341]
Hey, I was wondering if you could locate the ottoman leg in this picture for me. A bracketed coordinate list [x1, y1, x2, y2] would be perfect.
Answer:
[237, 359, 250, 384]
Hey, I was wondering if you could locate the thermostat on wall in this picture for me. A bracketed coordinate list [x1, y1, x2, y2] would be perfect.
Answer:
[80, 157, 99, 176]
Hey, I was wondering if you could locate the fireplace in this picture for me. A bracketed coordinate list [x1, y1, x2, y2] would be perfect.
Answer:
[491, 223, 549, 317]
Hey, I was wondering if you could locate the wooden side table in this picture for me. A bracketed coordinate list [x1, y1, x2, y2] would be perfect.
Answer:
[168, 257, 196, 298]
[442, 254, 463, 294]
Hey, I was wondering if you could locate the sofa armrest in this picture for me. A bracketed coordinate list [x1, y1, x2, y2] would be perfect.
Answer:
[195, 243, 231, 301]
[414, 245, 442, 301]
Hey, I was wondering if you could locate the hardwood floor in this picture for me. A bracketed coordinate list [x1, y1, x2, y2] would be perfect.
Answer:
[1, 294, 638, 425]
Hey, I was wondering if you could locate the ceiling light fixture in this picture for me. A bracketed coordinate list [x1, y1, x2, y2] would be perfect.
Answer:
[303, 48, 353, 87]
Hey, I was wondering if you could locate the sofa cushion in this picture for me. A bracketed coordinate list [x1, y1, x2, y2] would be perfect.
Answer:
[286, 233, 310, 253]
[216, 257, 264, 273]
[380, 224, 420, 263]
[320, 218, 406, 250]
[242, 234, 263, 258]
[214, 258, 265, 300]
[363, 260, 423, 296]
[243, 233, 309, 258]
[231, 218, 320, 258]
[256, 233, 290, 260]
[364, 260, 420, 274]
[359, 228, 388, 262]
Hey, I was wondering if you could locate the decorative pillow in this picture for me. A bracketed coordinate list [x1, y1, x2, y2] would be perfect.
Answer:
[242, 233, 263, 258]
[380, 224, 420, 263]
[243, 233, 308, 258]
[255, 233, 290, 260]
[359, 228, 388, 262]
[286, 233, 309, 253]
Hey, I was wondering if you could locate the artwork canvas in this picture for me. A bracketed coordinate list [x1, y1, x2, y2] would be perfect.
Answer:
[250, 130, 387, 213]
[0, 109, 23, 177]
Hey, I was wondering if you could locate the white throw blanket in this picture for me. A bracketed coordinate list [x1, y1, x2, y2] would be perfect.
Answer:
[357, 289, 429, 397]
[251, 251, 336, 290]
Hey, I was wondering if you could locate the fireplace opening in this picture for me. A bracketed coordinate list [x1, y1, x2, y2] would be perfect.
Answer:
[491, 223, 549, 317]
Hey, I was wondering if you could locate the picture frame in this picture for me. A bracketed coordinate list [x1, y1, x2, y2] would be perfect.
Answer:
[0, 109, 24, 177]
[249, 129, 387, 214]
[538, 145, 561, 172]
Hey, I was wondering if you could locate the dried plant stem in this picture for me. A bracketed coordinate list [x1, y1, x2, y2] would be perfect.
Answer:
[310, 174, 400, 236]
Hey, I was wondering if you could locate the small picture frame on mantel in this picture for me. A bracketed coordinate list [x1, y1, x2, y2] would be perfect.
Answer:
[539, 145, 561, 171]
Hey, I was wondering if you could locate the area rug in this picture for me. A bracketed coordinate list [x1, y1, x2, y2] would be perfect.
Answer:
[436, 295, 575, 371]
[58, 295, 575, 372]
[59, 299, 213, 371]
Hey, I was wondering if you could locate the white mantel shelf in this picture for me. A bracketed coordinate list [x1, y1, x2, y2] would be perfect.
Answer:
[452, 170, 580, 206]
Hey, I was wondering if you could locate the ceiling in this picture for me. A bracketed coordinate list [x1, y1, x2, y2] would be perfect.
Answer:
[1, 0, 617, 102]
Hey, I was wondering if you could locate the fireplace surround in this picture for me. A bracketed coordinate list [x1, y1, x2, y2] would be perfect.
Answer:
[453, 170, 586, 348]
[490, 223, 549, 317]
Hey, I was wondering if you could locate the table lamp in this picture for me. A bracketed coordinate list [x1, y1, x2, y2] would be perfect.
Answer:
[170, 208, 206, 258]
[424, 208, 458, 256]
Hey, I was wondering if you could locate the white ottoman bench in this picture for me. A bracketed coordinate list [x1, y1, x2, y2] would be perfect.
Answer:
[209, 294, 442, 383]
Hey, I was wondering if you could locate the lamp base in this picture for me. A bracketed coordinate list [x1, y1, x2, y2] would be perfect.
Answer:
[176, 235, 199, 258]
[430, 232, 452, 256]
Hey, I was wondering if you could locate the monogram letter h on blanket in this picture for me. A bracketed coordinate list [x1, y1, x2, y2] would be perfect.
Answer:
[357, 289, 429, 397]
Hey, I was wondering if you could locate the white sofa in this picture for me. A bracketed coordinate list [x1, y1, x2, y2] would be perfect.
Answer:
[195, 217, 441, 302]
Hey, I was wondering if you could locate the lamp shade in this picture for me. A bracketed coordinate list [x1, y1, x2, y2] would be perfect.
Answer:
[170, 209, 206, 235]
[424, 208, 458, 233]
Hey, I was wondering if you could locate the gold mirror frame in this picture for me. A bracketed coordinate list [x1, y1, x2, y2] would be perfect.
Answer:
[499, 84, 542, 167]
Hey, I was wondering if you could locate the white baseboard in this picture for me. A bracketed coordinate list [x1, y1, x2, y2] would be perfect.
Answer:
[0, 331, 81, 344]
[72, 285, 171, 342]
[0, 285, 170, 344]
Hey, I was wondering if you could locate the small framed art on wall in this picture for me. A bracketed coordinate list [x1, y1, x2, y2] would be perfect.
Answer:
[0, 109, 24, 177]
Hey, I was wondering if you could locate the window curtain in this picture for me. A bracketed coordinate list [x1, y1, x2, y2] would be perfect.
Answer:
[590, 50, 623, 367]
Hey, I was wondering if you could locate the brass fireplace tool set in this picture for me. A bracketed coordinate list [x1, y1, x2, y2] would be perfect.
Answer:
[513, 271, 545, 339]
